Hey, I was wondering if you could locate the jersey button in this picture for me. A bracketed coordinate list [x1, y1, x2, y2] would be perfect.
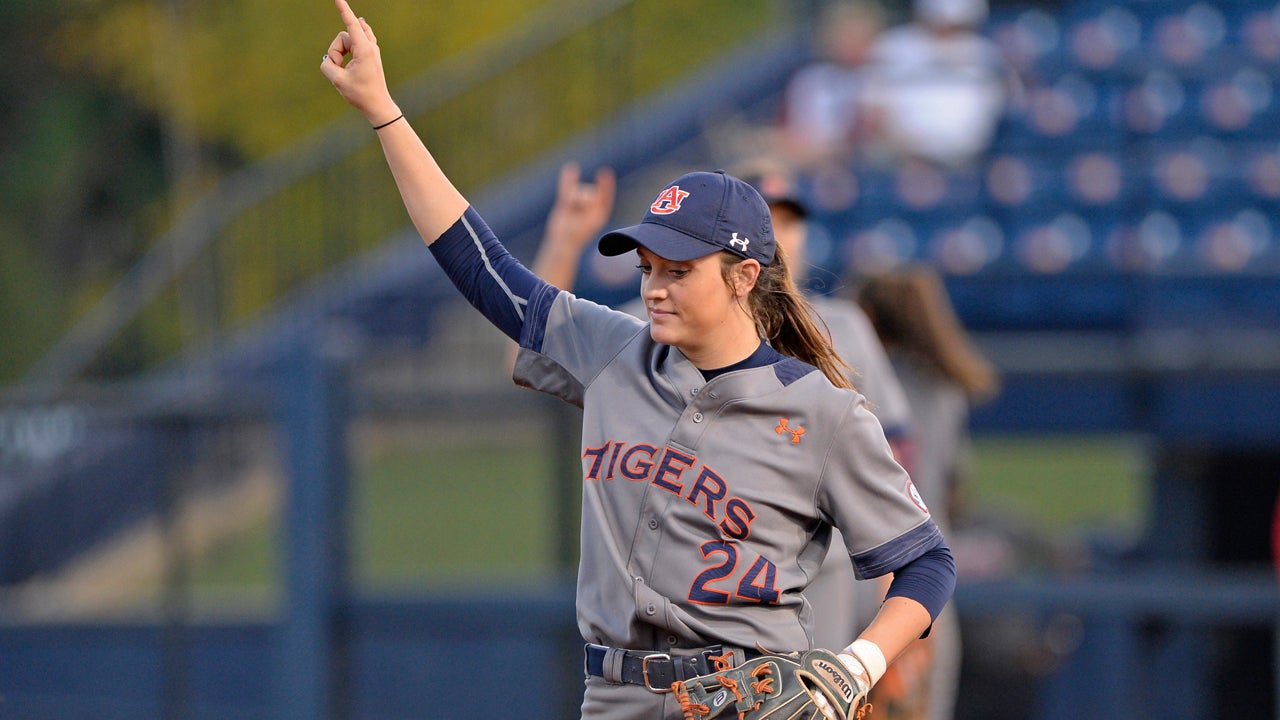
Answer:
[691, 387, 701, 396]
[648, 518, 659, 530]
[645, 604, 657, 616]
[692, 412, 704, 423]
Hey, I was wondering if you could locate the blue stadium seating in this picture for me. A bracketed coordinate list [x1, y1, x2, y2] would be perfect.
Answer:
[1232, 2, 1280, 68]
[988, 6, 1067, 77]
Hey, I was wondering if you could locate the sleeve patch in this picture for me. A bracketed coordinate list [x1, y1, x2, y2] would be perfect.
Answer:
[906, 478, 929, 514]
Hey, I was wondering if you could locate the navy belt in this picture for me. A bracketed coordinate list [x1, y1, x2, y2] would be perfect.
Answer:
[583, 643, 758, 693]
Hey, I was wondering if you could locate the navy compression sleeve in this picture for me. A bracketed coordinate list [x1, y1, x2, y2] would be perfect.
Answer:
[884, 541, 956, 621]
[428, 207, 549, 341]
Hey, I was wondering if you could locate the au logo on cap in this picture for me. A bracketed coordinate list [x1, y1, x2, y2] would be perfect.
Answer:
[650, 185, 690, 215]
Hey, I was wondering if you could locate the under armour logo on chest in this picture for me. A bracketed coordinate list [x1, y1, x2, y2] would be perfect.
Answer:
[775, 418, 805, 444]
[729, 232, 750, 252]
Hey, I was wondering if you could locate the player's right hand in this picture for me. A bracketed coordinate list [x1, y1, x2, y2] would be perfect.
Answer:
[321, 0, 402, 127]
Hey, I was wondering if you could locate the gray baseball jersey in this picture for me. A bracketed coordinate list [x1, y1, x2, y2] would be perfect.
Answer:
[514, 288, 938, 653]
[619, 294, 917, 648]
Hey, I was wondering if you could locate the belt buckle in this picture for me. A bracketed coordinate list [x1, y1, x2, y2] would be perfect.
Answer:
[641, 653, 673, 693]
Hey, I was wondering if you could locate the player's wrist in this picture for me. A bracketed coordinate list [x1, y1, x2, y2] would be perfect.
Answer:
[366, 102, 404, 130]
[840, 638, 886, 690]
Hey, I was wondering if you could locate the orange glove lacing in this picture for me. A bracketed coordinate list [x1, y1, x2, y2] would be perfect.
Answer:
[673, 655, 775, 720]
[709, 652, 735, 671]
[673, 681, 710, 720]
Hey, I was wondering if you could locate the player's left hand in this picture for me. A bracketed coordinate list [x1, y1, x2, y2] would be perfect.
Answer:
[321, 0, 401, 126]
[810, 650, 873, 720]
[670, 649, 871, 720]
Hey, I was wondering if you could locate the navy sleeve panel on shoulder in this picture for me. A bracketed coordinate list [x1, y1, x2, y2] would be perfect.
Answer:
[427, 207, 549, 342]
[773, 356, 819, 387]
[885, 541, 957, 622]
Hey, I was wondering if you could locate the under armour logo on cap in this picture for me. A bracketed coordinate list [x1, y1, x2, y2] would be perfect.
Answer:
[597, 170, 776, 266]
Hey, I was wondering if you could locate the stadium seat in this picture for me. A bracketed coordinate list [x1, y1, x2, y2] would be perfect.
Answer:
[839, 215, 924, 277]
[798, 163, 864, 216]
[801, 166, 895, 259]
[819, 0, 1280, 280]
[987, 5, 1066, 77]
[1064, 149, 1135, 210]
[1240, 140, 1280, 209]
[981, 148, 1131, 218]
[1007, 208, 1128, 274]
[1043, 75, 1125, 143]
[1143, 1, 1235, 74]
[1140, 136, 1241, 209]
[1108, 209, 1187, 272]
[1194, 66, 1280, 138]
[888, 161, 984, 214]
[1058, 1, 1145, 76]
[1119, 71, 1204, 138]
[983, 152, 1070, 211]
[1190, 207, 1275, 272]
[1108, 202, 1275, 274]
[1234, 3, 1280, 67]
[925, 214, 1008, 275]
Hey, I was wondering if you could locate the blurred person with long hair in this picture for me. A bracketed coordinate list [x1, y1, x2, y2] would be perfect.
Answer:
[855, 265, 999, 720]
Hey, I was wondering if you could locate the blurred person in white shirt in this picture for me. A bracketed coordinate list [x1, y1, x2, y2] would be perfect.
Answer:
[776, 1, 888, 169]
[862, 0, 1021, 170]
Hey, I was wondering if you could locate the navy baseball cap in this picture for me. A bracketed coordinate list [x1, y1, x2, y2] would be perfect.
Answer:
[598, 170, 776, 266]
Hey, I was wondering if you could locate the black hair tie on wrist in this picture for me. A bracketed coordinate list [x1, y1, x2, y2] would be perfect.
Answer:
[373, 114, 404, 130]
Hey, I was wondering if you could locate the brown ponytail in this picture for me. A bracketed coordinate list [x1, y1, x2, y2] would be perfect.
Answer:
[721, 245, 855, 390]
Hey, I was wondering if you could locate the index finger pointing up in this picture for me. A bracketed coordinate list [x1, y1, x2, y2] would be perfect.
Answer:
[334, 0, 371, 43]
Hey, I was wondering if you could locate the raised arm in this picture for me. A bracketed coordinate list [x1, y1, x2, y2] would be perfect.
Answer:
[320, 0, 468, 244]
[533, 162, 617, 290]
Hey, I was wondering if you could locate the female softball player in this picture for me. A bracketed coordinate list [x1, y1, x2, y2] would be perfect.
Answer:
[517, 159, 919, 658]
[321, 3, 955, 718]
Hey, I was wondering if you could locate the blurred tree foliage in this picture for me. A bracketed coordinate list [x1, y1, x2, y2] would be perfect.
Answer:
[1, 0, 775, 385]
[1, 2, 166, 382]
[52, 0, 560, 159]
